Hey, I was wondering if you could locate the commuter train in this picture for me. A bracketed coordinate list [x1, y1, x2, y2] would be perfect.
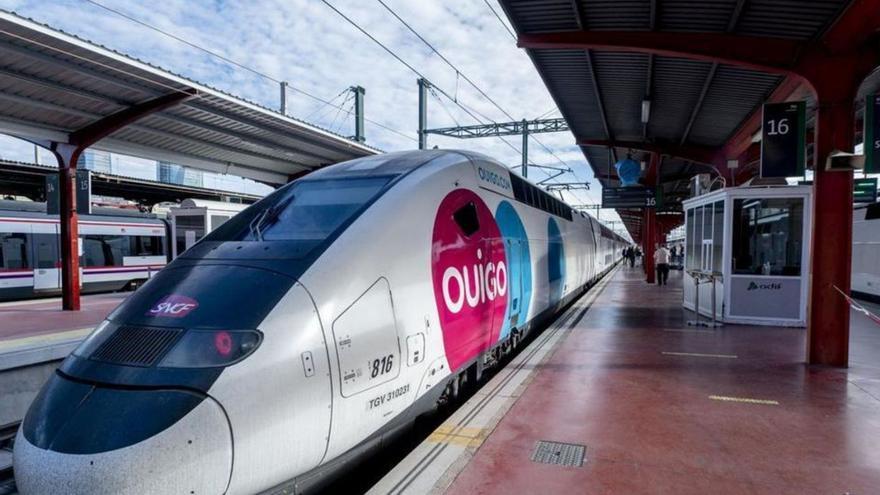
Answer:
[0, 201, 167, 301]
[0, 198, 247, 301]
[15, 150, 625, 494]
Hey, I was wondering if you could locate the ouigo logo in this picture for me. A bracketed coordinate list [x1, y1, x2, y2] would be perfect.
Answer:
[146, 294, 199, 318]
[441, 247, 508, 314]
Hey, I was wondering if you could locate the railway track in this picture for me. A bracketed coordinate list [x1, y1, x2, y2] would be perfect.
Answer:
[0, 421, 18, 495]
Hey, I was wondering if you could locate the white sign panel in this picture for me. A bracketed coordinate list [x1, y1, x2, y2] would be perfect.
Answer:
[729, 277, 801, 320]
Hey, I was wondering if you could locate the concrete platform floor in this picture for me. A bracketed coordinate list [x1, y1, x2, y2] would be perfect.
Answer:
[0, 292, 127, 346]
[446, 267, 880, 495]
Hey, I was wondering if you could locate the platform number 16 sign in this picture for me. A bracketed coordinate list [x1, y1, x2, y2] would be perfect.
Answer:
[760, 101, 806, 178]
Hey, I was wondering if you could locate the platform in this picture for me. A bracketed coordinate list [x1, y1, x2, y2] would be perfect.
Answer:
[0, 293, 126, 370]
[372, 266, 880, 494]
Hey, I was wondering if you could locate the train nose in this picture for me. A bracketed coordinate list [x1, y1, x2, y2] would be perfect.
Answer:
[13, 374, 232, 495]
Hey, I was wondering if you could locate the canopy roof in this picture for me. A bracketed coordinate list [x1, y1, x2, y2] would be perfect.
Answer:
[0, 11, 378, 186]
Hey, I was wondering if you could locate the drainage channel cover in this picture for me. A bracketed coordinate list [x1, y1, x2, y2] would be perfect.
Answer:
[530, 440, 586, 467]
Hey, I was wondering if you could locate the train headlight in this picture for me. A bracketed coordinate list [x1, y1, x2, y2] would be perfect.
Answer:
[159, 329, 262, 368]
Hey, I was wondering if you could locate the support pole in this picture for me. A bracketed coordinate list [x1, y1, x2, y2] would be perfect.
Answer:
[418, 78, 428, 150]
[279, 81, 288, 115]
[643, 153, 660, 284]
[808, 100, 855, 366]
[522, 119, 529, 177]
[53, 143, 82, 311]
[644, 208, 657, 284]
[352, 85, 365, 143]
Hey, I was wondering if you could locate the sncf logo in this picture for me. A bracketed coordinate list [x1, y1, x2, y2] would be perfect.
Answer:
[147, 294, 199, 318]
[442, 248, 508, 314]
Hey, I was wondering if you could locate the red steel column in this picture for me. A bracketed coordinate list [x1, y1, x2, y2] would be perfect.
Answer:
[643, 153, 660, 284]
[55, 145, 82, 311]
[644, 209, 656, 283]
[808, 100, 855, 366]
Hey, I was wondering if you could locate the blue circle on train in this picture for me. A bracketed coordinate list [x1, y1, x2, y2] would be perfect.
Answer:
[548, 217, 565, 304]
[495, 201, 531, 340]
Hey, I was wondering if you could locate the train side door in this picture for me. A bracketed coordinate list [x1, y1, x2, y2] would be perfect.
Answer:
[505, 238, 524, 330]
[32, 224, 61, 292]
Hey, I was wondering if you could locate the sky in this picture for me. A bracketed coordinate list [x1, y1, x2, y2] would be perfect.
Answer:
[0, 0, 627, 235]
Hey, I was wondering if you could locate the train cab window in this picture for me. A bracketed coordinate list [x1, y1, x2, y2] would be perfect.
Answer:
[453, 202, 480, 236]
[0, 232, 28, 270]
[210, 176, 393, 245]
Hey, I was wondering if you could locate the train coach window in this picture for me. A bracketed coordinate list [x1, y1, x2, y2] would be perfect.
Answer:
[453, 202, 480, 236]
[82, 236, 111, 266]
[33, 234, 57, 269]
[131, 236, 165, 256]
[0, 232, 28, 270]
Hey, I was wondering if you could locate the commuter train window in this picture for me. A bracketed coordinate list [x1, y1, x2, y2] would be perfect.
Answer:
[33, 234, 58, 269]
[732, 198, 803, 276]
[212, 176, 393, 243]
[82, 236, 110, 267]
[210, 215, 229, 230]
[106, 235, 129, 265]
[0, 232, 29, 270]
[453, 202, 480, 236]
[131, 235, 164, 256]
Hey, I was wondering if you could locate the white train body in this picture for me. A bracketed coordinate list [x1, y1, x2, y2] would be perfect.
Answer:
[15, 150, 624, 494]
[852, 204, 880, 301]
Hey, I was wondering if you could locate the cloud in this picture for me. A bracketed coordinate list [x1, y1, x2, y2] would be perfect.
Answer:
[0, 0, 625, 232]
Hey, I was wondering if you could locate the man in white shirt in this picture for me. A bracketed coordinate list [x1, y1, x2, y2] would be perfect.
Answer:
[654, 245, 671, 286]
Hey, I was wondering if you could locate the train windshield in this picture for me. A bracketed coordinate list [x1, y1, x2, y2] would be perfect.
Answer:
[206, 176, 393, 244]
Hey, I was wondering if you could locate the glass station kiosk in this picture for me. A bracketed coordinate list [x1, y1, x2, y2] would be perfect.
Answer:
[682, 184, 812, 326]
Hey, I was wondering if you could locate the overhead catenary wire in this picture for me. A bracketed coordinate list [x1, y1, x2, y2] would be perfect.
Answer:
[374, 0, 589, 186]
[333, 1, 555, 175]
[482, 0, 517, 41]
[79, 0, 418, 143]
[304, 87, 351, 120]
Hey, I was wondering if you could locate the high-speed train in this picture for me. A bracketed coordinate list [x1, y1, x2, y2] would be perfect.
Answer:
[15, 150, 625, 494]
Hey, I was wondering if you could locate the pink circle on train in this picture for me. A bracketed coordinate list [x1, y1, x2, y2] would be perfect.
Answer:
[431, 189, 508, 372]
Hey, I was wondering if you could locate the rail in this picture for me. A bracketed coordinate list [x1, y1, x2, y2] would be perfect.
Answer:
[0, 421, 19, 494]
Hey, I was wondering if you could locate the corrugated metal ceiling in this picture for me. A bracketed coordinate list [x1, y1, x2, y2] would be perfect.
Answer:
[499, 0, 853, 237]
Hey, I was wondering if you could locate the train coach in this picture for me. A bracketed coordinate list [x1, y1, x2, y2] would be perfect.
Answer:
[15, 150, 625, 494]
[0, 200, 167, 301]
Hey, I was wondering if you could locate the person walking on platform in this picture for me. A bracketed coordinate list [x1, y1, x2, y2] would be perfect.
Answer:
[625, 246, 635, 268]
[654, 244, 670, 286]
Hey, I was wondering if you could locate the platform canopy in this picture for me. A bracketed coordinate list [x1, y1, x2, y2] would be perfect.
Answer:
[498, 0, 878, 239]
[0, 10, 378, 186]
